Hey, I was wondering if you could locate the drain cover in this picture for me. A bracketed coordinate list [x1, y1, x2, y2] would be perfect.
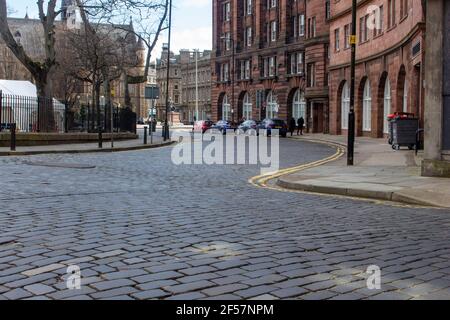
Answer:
[24, 161, 96, 169]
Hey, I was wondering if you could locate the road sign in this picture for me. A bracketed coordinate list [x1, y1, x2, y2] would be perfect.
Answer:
[145, 86, 160, 100]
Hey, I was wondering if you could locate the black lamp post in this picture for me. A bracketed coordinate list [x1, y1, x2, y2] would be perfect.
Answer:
[347, 0, 357, 166]
[163, 0, 173, 141]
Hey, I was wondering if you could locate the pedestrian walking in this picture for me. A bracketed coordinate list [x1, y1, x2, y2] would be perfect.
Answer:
[297, 117, 305, 135]
[289, 117, 296, 136]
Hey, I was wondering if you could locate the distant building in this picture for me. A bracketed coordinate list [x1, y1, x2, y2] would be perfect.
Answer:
[211, 0, 308, 125]
[155, 44, 183, 122]
[180, 50, 212, 123]
[156, 46, 212, 124]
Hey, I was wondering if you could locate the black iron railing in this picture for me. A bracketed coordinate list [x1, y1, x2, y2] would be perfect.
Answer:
[0, 90, 137, 134]
[0, 91, 66, 133]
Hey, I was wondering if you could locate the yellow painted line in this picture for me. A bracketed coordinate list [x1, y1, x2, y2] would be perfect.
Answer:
[249, 138, 437, 209]
[249, 140, 345, 187]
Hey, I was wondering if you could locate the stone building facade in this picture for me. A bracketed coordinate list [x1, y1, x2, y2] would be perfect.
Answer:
[422, 0, 450, 177]
[180, 50, 212, 123]
[211, 0, 309, 125]
[155, 44, 183, 122]
[156, 47, 212, 124]
[211, 0, 425, 138]
[328, 0, 425, 138]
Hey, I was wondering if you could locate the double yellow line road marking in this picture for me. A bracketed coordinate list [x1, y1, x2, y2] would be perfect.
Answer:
[249, 140, 345, 188]
[249, 139, 433, 209]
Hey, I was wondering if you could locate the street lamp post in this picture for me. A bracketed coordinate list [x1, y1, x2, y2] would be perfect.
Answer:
[163, 0, 173, 141]
[195, 49, 199, 121]
[347, 0, 357, 166]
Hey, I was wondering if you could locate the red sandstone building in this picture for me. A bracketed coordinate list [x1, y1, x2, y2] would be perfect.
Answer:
[211, 0, 425, 137]
[329, 0, 425, 137]
[212, 0, 324, 130]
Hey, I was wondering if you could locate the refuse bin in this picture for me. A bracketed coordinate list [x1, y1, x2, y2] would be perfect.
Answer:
[387, 112, 415, 145]
[391, 117, 419, 150]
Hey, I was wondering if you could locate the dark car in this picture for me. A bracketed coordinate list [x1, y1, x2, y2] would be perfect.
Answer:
[237, 120, 258, 134]
[257, 118, 288, 137]
[211, 120, 235, 135]
[193, 120, 214, 134]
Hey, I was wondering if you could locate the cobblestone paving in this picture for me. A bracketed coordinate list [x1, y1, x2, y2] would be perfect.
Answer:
[0, 137, 450, 300]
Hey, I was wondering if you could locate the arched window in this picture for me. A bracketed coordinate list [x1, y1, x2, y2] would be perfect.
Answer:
[222, 95, 231, 120]
[243, 93, 252, 120]
[363, 80, 372, 131]
[341, 82, 350, 129]
[266, 91, 279, 119]
[403, 79, 408, 113]
[383, 77, 391, 133]
[292, 89, 306, 121]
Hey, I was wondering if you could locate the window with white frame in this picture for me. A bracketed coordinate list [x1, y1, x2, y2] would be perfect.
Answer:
[374, 5, 383, 37]
[222, 95, 231, 120]
[307, 63, 315, 87]
[311, 17, 316, 37]
[296, 52, 303, 74]
[246, 27, 252, 46]
[246, 0, 252, 15]
[335, 28, 340, 51]
[245, 60, 251, 79]
[344, 24, 350, 49]
[341, 81, 350, 129]
[243, 92, 252, 119]
[269, 56, 276, 76]
[363, 80, 372, 131]
[292, 89, 306, 121]
[224, 2, 231, 21]
[383, 77, 391, 133]
[271, 21, 277, 42]
[388, 0, 396, 28]
[403, 79, 408, 112]
[299, 14, 305, 36]
[225, 32, 231, 50]
[290, 52, 303, 75]
[221, 63, 229, 82]
[266, 91, 279, 118]
[268, 0, 277, 9]
[240, 60, 251, 80]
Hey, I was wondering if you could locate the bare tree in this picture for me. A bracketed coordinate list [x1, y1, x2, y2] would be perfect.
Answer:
[66, 2, 136, 132]
[0, 0, 60, 131]
[0, 1, 58, 94]
[76, 0, 169, 108]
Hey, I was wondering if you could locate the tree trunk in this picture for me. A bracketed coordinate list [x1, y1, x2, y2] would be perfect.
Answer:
[103, 76, 112, 132]
[95, 82, 101, 133]
[124, 75, 132, 109]
[35, 72, 56, 132]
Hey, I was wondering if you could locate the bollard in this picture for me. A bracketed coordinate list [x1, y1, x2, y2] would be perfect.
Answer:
[10, 123, 16, 151]
[144, 126, 148, 145]
[98, 129, 103, 149]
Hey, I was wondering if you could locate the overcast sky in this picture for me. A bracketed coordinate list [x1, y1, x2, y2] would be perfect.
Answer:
[10, 0, 212, 58]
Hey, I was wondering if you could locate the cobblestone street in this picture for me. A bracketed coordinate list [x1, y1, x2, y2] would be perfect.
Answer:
[0, 137, 450, 300]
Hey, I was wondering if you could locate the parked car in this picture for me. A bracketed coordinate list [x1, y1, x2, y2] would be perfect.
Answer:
[237, 120, 258, 134]
[193, 120, 214, 134]
[137, 118, 145, 125]
[257, 118, 288, 137]
[211, 120, 236, 134]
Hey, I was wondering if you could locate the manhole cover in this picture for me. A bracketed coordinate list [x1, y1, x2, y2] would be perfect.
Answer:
[24, 161, 96, 169]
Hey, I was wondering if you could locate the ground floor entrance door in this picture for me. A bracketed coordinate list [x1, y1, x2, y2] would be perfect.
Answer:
[312, 103, 324, 133]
